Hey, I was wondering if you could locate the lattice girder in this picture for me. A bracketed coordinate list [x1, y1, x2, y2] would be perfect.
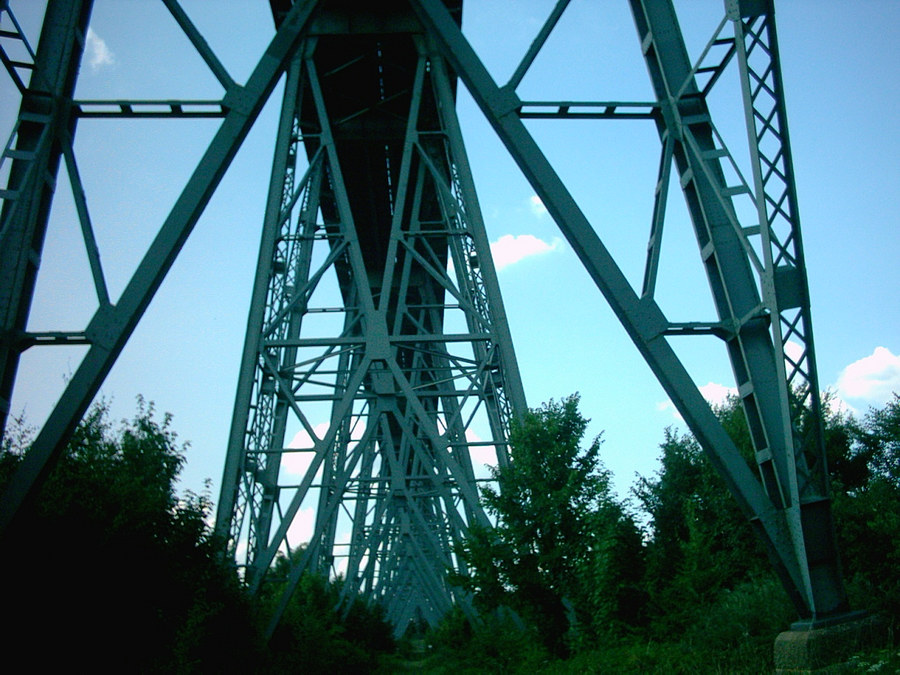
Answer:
[216, 9, 525, 634]
[412, 0, 848, 622]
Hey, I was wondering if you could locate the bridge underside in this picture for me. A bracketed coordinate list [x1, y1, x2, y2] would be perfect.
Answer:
[0, 0, 852, 637]
[217, 0, 524, 632]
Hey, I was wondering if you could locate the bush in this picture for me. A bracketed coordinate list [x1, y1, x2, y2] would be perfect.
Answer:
[265, 571, 395, 673]
[1, 400, 261, 673]
[424, 606, 550, 673]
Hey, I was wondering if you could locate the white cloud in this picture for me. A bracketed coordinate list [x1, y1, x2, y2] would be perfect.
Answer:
[655, 399, 681, 421]
[490, 233, 562, 271]
[464, 428, 498, 470]
[657, 381, 737, 421]
[783, 340, 805, 368]
[281, 449, 314, 478]
[86, 27, 115, 71]
[652, 347, 900, 427]
[836, 346, 900, 406]
[283, 420, 367, 476]
[655, 399, 675, 413]
[824, 393, 856, 418]
[699, 381, 737, 407]
[528, 194, 548, 218]
[283, 422, 330, 476]
[288, 422, 328, 450]
[285, 506, 317, 548]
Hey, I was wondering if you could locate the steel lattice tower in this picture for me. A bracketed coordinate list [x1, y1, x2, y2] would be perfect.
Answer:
[215, 2, 525, 630]
[0, 0, 855, 634]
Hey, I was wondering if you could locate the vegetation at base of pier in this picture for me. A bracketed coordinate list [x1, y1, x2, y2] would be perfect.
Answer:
[421, 392, 900, 673]
[1, 391, 897, 672]
[0, 398, 393, 673]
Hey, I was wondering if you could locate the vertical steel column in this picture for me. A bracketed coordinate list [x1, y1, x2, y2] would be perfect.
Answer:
[0, 0, 93, 437]
[0, 0, 319, 537]
[215, 6, 525, 634]
[630, 0, 847, 620]
[729, 0, 846, 622]
[413, 0, 849, 623]
[214, 51, 312, 581]
[632, 0, 796, 513]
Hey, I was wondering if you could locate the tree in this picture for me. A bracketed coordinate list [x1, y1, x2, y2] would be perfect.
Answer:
[636, 392, 900, 633]
[831, 394, 900, 616]
[853, 393, 900, 484]
[1, 399, 260, 672]
[456, 394, 643, 655]
[262, 551, 396, 673]
[633, 396, 790, 634]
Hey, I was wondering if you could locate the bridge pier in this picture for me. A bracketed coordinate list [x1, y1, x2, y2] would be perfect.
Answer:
[0, 0, 876, 645]
[774, 613, 888, 674]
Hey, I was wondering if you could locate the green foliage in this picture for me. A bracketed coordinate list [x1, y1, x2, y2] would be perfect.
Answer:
[263, 570, 395, 673]
[674, 574, 795, 672]
[845, 646, 900, 672]
[542, 580, 792, 673]
[6, 389, 896, 672]
[853, 393, 900, 485]
[422, 606, 549, 674]
[423, 578, 792, 674]
[576, 505, 648, 637]
[631, 392, 900, 661]
[2, 399, 399, 673]
[831, 394, 900, 618]
[433, 391, 900, 671]
[633, 402, 770, 633]
[455, 394, 645, 655]
[268, 573, 359, 672]
[1, 399, 260, 673]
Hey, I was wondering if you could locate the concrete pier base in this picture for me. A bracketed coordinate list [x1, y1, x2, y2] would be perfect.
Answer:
[774, 612, 888, 674]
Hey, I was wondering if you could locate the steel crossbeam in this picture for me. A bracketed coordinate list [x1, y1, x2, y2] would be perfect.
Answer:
[216, 6, 525, 634]
[411, 0, 849, 622]
[0, 0, 853, 634]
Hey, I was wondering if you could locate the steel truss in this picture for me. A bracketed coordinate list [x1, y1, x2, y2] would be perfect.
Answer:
[1, 0, 93, 458]
[0, 1, 323, 536]
[413, 0, 847, 622]
[0, 0, 852, 632]
[216, 14, 526, 631]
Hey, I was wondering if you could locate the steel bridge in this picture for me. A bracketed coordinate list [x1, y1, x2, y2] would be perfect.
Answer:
[0, 0, 853, 635]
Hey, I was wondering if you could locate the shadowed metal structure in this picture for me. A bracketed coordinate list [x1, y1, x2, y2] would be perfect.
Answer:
[0, 0, 853, 634]
[216, 0, 526, 630]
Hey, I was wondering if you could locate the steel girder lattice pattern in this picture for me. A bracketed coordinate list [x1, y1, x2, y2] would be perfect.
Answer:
[215, 11, 524, 631]
[0, 0, 855, 635]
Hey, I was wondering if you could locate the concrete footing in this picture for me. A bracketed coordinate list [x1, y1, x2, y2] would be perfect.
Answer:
[774, 612, 889, 674]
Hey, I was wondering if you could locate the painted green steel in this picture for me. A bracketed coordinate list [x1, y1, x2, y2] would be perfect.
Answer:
[0, 0, 95, 528]
[412, 0, 848, 622]
[728, 0, 844, 620]
[215, 4, 526, 633]
[0, 0, 321, 536]
[0, 0, 93, 441]
[0, 0, 852, 634]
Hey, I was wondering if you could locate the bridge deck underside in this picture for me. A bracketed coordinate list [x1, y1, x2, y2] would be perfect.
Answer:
[299, 2, 462, 311]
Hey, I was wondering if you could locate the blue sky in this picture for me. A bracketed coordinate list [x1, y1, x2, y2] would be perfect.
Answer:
[3, 0, 898, 507]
